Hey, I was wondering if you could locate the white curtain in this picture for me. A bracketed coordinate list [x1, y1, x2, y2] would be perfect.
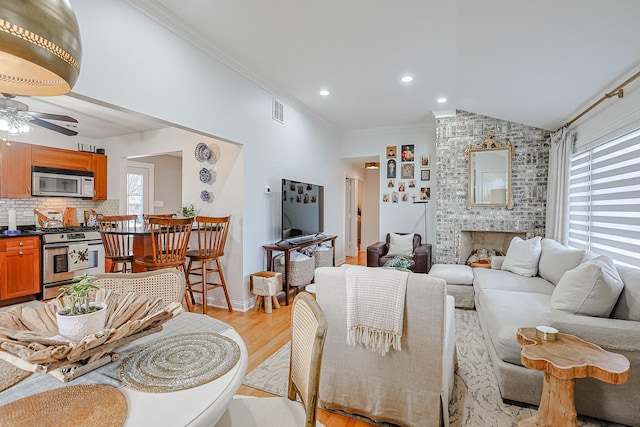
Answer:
[545, 127, 575, 244]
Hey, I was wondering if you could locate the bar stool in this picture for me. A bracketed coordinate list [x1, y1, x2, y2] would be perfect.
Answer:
[98, 214, 137, 273]
[134, 216, 194, 311]
[142, 213, 175, 231]
[185, 216, 232, 313]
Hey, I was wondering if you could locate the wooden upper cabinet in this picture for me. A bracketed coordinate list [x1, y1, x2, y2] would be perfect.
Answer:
[0, 141, 32, 198]
[91, 153, 107, 200]
[32, 145, 92, 171]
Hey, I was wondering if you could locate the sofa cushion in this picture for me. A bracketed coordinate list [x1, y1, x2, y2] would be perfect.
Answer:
[473, 268, 555, 296]
[538, 239, 585, 285]
[477, 289, 552, 365]
[551, 256, 624, 317]
[388, 232, 414, 256]
[501, 236, 542, 277]
[609, 265, 640, 321]
[429, 264, 473, 285]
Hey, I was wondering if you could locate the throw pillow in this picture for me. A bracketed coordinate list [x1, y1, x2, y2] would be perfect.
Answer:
[501, 236, 542, 277]
[538, 239, 585, 285]
[551, 255, 625, 317]
[388, 233, 414, 256]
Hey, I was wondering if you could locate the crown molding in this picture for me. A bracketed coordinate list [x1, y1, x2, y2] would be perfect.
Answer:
[123, 0, 338, 132]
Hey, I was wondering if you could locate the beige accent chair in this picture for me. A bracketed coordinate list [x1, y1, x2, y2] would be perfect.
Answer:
[216, 292, 328, 427]
[94, 268, 186, 311]
[314, 266, 456, 427]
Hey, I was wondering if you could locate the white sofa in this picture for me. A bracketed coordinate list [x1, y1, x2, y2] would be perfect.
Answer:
[474, 237, 640, 426]
[314, 266, 456, 427]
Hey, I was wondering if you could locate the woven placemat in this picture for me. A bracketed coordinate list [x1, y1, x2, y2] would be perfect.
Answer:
[119, 332, 240, 393]
[0, 384, 127, 427]
[0, 360, 32, 393]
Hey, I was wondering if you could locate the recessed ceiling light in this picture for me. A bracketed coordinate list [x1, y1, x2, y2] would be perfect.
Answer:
[401, 75, 413, 83]
[319, 89, 330, 96]
[437, 97, 448, 103]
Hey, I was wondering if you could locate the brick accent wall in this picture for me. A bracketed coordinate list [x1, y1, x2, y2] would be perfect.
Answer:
[435, 110, 551, 264]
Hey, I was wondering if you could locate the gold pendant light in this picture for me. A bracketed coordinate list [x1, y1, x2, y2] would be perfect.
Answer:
[0, 0, 82, 96]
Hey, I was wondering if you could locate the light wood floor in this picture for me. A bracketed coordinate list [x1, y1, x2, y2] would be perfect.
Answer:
[202, 250, 370, 427]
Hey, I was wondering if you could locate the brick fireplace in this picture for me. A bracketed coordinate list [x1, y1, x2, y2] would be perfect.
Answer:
[434, 111, 550, 264]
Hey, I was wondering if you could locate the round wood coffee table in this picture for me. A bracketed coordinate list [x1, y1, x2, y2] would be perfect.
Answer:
[516, 327, 630, 427]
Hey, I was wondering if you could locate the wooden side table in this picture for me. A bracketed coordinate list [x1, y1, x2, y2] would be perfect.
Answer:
[470, 260, 491, 269]
[516, 327, 630, 427]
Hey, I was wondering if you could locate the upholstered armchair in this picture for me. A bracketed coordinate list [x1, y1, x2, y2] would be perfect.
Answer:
[366, 232, 432, 273]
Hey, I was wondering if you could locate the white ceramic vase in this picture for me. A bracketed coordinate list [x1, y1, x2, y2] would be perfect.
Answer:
[56, 302, 107, 342]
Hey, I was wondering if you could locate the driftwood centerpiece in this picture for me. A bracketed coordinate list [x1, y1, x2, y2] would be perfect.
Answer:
[0, 289, 182, 382]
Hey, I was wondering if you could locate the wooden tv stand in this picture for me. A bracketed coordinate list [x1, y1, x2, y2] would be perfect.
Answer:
[263, 235, 337, 305]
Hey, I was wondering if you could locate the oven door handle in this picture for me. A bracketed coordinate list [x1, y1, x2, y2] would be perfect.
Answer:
[45, 242, 103, 249]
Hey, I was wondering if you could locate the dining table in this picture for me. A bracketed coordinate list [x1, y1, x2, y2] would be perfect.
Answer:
[0, 311, 248, 426]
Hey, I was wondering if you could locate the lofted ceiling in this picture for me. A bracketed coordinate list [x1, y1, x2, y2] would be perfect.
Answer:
[10, 0, 640, 140]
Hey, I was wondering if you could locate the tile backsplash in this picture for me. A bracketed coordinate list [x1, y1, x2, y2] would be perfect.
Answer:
[0, 198, 118, 228]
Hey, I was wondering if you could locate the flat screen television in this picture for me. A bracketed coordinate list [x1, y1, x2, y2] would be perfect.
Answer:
[281, 179, 324, 241]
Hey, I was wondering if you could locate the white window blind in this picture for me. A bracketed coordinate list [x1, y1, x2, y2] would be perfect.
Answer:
[568, 128, 640, 268]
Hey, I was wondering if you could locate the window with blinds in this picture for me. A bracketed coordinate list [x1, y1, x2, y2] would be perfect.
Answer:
[568, 128, 640, 268]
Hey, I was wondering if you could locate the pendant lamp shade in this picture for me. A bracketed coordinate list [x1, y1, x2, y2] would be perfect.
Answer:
[0, 0, 82, 96]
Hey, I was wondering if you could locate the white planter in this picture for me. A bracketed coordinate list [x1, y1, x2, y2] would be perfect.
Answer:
[56, 302, 107, 342]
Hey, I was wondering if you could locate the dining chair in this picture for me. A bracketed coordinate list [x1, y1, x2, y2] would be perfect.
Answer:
[98, 214, 138, 273]
[185, 215, 232, 313]
[216, 292, 328, 427]
[142, 213, 175, 231]
[134, 216, 194, 311]
[94, 268, 186, 310]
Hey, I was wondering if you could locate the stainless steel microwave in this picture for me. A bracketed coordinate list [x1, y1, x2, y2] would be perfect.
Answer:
[32, 166, 95, 198]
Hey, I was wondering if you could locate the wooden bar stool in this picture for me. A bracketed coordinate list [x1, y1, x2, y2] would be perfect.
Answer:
[186, 216, 232, 313]
[134, 216, 194, 311]
[98, 214, 138, 273]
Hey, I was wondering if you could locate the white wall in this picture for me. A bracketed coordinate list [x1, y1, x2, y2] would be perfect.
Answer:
[70, 0, 344, 309]
[341, 124, 437, 245]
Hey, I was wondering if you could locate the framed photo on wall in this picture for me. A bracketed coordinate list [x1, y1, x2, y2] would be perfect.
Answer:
[420, 155, 430, 167]
[386, 146, 397, 158]
[421, 169, 430, 181]
[420, 187, 431, 201]
[401, 163, 414, 179]
[387, 159, 397, 178]
[401, 145, 415, 162]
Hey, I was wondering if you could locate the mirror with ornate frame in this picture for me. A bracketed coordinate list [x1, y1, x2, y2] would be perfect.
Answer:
[465, 131, 514, 209]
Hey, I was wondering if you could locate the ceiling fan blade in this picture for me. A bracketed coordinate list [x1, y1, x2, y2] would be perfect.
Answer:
[27, 111, 78, 123]
[30, 118, 78, 136]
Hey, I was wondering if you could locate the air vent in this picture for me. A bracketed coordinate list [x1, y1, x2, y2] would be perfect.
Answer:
[272, 98, 284, 123]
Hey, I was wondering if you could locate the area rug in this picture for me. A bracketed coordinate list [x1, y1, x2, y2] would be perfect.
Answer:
[242, 309, 620, 426]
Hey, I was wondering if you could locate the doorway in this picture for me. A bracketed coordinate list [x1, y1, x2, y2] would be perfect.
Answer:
[125, 161, 154, 216]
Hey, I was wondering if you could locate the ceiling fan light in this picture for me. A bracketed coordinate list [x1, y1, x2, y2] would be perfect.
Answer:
[0, 0, 82, 96]
[18, 123, 30, 133]
[7, 125, 18, 134]
[365, 162, 379, 169]
[0, 118, 8, 131]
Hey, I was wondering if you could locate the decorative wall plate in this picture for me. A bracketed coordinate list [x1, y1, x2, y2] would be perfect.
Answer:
[194, 143, 211, 162]
[199, 168, 212, 183]
[200, 190, 213, 202]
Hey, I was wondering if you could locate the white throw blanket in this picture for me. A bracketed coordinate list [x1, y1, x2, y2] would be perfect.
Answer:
[67, 243, 89, 271]
[345, 266, 408, 356]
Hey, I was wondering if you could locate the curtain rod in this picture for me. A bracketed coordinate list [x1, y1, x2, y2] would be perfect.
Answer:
[562, 70, 640, 129]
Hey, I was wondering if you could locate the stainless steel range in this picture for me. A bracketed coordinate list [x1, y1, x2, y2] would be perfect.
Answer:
[40, 226, 105, 299]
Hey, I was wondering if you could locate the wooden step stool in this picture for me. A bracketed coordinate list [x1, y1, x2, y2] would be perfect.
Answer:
[250, 271, 282, 314]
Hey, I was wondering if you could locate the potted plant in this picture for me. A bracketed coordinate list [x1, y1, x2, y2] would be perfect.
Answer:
[56, 273, 107, 341]
[180, 203, 198, 218]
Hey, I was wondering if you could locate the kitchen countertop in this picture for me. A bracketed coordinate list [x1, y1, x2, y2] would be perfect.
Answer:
[0, 228, 43, 238]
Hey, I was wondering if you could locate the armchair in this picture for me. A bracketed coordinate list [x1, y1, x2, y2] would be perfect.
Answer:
[367, 232, 432, 273]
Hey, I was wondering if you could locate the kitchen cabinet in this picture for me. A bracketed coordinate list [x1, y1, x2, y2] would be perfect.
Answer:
[0, 141, 32, 198]
[32, 145, 92, 171]
[91, 153, 107, 200]
[0, 237, 41, 300]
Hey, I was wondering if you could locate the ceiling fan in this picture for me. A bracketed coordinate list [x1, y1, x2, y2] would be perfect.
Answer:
[0, 94, 78, 136]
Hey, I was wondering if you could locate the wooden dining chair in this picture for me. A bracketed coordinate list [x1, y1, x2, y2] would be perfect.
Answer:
[134, 216, 194, 311]
[216, 292, 328, 427]
[142, 213, 175, 231]
[98, 214, 138, 273]
[185, 215, 232, 313]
